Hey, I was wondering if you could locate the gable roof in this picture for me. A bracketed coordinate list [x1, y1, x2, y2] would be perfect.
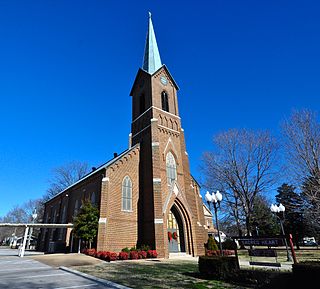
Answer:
[45, 144, 139, 204]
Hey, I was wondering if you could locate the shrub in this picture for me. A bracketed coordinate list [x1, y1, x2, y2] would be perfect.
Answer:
[99, 251, 110, 261]
[198, 256, 239, 280]
[129, 250, 139, 260]
[121, 247, 130, 253]
[222, 238, 237, 250]
[138, 250, 147, 259]
[118, 251, 129, 260]
[139, 244, 151, 252]
[147, 250, 158, 258]
[292, 261, 320, 280]
[95, 251, 104, 259]
[130, 246, 137, 251]
[86, 248, 96, 257]
[207, 236, 218, 251]
[105, 252, 118, 262]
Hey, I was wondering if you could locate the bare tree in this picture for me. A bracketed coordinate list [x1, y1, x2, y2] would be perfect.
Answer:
[282, 109, 320, 180]
[201, 129, 278, 235]
[0, 199, 43, 242]
[282, 109, 320, 228]
[45, 161, 89, 200]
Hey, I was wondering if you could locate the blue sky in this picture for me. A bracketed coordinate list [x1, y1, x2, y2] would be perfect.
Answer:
[0, 0, 319, 216]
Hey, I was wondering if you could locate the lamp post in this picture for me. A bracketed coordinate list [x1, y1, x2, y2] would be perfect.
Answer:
[270, 203, 292, 261]
[205, 190, 223, 255]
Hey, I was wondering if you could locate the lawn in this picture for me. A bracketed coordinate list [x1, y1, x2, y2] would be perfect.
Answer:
[74, 259, 249, 289]
[73, 249, 320, 289]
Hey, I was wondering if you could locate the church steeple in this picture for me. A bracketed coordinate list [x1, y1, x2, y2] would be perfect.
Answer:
[142, 12, 162, 74]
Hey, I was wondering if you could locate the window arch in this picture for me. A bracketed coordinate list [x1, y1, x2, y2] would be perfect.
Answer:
[161, 91, 169, 112]
[166, 152, 177, 184]
[91, 192, 96, 204]
[122, 176, 132, 211]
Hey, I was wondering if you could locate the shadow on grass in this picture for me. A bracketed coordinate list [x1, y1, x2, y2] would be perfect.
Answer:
[185, 270, 320, 289]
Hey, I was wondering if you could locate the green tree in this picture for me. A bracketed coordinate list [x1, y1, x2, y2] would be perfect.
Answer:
[207, 236, 218, 251]
[73, 201, 99, 249]
[251, 195, 279, 237]
[275, 183, 305, 246]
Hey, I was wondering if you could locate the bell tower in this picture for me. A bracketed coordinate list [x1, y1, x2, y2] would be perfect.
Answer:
[129, 13, 206, 258]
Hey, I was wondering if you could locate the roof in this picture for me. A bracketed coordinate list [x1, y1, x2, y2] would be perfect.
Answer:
[45, 144, 139, 204]
[203, 204, 213, 217]
[142, 12, 162, 74]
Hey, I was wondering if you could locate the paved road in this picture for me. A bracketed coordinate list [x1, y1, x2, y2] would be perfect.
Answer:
[0, 249, 120, 289]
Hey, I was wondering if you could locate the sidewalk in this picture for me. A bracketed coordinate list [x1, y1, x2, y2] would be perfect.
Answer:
[239, 259, 293, 271]
[29, 253, 102, 267]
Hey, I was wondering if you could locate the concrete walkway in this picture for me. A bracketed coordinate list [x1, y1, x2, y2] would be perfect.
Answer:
[29, 252, 102, 268]
[0, 248, 127, 289]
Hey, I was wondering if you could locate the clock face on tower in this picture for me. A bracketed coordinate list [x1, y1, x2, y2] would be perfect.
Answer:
[160, 76, 168, 86]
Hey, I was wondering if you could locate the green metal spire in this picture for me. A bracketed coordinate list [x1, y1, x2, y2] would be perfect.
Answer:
[142, 12, 162, 74]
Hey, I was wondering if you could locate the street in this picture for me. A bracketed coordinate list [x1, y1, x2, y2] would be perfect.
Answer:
[0, 249, 122, 289]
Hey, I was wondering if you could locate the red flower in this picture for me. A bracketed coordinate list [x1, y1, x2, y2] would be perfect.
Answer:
[147, 250, 158, 258]
[168, 231, 173, 241]
[129, 251, 139, 260]
[118, 251, 129, 260]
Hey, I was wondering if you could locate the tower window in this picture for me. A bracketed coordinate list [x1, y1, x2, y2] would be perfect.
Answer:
[161, 91, 169, 112]
[139, 93, 146, 114]
[122, 176, 132, 211]
[166, 152, 177, 184]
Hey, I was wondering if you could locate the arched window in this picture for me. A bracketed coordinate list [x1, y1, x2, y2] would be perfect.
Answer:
[139, 93, 146, 114]
[74, 199, 79, 216]
[91, 192, 96, 204]
[166, 152, 177, 184]
[122, 176, 132, 211]
[161, 91, 169, 112]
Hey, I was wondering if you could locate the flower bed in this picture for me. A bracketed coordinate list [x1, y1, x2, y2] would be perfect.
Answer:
[82, 248, 158, 262]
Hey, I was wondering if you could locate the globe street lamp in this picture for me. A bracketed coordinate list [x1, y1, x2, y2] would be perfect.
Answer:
[270, 203, 292, 261]
[205, 190, 223, 255]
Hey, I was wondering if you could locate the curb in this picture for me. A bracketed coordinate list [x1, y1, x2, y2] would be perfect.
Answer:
[60, 266, 132, 289]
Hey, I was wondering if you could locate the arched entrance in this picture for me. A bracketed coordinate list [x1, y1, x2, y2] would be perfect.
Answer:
[167, 205, 186, 253]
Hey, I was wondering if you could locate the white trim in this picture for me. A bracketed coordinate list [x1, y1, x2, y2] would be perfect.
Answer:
[102, 177, 109, 182]
[131, 106, 152, 123]
[153, 178, 161, 183]
[152, 142, 160, 147]
[158, 124, 180, 134]
[131, 124, 151, 138]
[151, 118, 158, 122]
[152, 106, 181, 120]
[154, 218, 163, 224]
[99, 218, 107, 224]
[121, 209, 133, 213]
[131, 106, 181, 124]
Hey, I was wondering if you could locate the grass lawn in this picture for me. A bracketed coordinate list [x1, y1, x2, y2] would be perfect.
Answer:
[73, 249, 319, 289]
[74, 259, 249, 289]
[237, 247, 320, 265]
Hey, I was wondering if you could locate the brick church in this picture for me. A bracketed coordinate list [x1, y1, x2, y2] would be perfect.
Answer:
[40, 14, 209, 258]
